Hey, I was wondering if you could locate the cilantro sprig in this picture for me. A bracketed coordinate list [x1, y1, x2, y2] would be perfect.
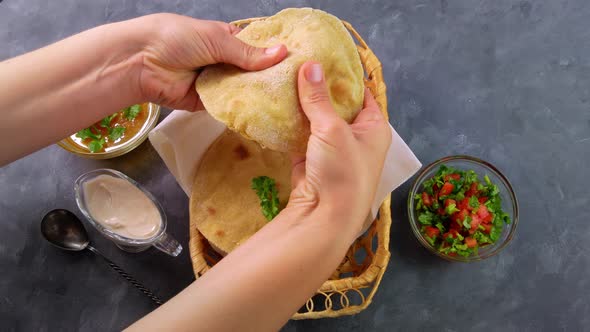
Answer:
[76, 127, 104, 153]
[251, 176, 281, 221]
[123, 104, 141, 120]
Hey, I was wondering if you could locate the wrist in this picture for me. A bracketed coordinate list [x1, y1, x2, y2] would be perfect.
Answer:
[90, 18, 152, 106]
[280, 202, 361, 246]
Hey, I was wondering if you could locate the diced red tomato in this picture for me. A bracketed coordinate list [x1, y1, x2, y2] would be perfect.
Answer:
[465, 237, 477, 248]
[448, 252, 458, 257]
[482, 223, 492, 234]
[444, 173, 461, 182]
[422, 192, 433, 207]
[433, 183, 439, 192]
[437, 208, 445, 216]
[476, 205, 493, 223]
[469, 214, 482, 234]
[457, 198, 472, 211]
[439, 182, 454, 196]
[450, 220, 462, 230]
[424, 226, 440, 238]
[478, 196, 488, 204]
[465, 182, 479, 197]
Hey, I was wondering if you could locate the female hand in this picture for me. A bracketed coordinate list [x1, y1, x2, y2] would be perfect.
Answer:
[136, 13, 287, 111]
[288, 61, 392, 238]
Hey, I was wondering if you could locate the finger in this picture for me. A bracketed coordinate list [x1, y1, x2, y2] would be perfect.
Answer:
[289, 153, 306, 189]
[218, 34, 287, 71]
[228, 24, 242, 35]
[297, 61, 341, 128]
[352, 88, 384, 125]
[193, 95, 205, 111]
[350, 89, 391, 151]
[166, 84, 204, 112]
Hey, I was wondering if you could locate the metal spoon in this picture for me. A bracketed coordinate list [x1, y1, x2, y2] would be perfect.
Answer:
[41, 209, 163, 305]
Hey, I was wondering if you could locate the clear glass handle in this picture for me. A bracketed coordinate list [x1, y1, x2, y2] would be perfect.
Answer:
[153, 232, 182, 257]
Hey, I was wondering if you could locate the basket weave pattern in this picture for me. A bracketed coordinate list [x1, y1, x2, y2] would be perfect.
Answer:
[189, 17, 391, 319]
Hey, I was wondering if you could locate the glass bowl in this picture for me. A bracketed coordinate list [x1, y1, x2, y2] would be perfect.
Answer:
[57, 103, 160, 159]
[407, 155, 519, 262]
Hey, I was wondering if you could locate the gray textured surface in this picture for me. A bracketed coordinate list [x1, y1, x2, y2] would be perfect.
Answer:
[1, 0, 589, 331]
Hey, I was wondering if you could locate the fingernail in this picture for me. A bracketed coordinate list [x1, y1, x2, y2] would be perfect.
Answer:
[306, 63, 323, 83]
[265, 44, 282, 55]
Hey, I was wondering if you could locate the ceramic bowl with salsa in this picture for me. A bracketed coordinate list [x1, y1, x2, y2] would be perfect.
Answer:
[58, 103, 160, 159]
[407, 155, 519, 262]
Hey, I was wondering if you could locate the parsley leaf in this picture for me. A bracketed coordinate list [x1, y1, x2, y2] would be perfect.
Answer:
[474, 231, 492, 244]
[463, 170, 478, 185]
[469, 195, 480, 209]
[462, 216, 472, 230]
[418, 211, 435, 225]
[88, 137, 106, 153]
[489, 223, 503, 242]
[251, 176, 281, 221]
[100, 114, 117, 128]
[109, 126, 126, 141]
[76, 128, 101, 141]
[414, 194, 424, 211]
[425, 235, 436, 246]
[435, 222, 445, 233]
[123, 104, 141, 120]
[422, 178, 435, 195]
[445, 203, 459, 215]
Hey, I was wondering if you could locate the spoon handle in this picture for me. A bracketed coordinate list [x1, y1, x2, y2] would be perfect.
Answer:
[88, 246, 163, 305]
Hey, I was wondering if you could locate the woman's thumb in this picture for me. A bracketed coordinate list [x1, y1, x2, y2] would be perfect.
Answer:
[297, 61, 340, 128]
[220, 35, 287, 71]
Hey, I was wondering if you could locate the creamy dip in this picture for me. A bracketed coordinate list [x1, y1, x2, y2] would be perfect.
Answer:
[83, 174, 161, 239]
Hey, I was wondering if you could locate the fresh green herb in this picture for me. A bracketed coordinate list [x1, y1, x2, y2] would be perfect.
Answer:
[100, 114, 117, 128]
[418, 211, 435, 225]
[76, 128, 105, 152]
[422, 178, 435, 195]
[454, 191, 465, 201]
[462, 216, 472, 229]
[414, 194, 424, 211]
[425, 234, 436, 246]
[435, 223, 445, 234]
[123, 104, 141, 120]
[473, 231, 492, 244]
[251, 176, 281, 221]
[469, 195, 480, 209]
[88, 137, 106, 153]
[463, 170, 478, 185]
[108, 126, 126, 141]
[445, 203, 459, 215]
[76, 128, 101, 141]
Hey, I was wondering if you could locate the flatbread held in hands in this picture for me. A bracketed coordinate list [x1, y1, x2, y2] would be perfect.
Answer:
[196, 7, 364, 153]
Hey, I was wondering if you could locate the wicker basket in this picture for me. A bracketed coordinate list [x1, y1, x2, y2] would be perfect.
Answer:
[189, 16, 390, 320]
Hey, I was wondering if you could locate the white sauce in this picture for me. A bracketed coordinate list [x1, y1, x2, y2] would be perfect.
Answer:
[83, 174, 161, 239]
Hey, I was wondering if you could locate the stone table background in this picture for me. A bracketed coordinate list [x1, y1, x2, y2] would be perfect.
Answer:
[1, 0, 588, 331]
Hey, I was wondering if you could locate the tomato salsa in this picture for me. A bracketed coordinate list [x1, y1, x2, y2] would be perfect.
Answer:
[70, 103, 149, 153]
[415, 165, 511, 257]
